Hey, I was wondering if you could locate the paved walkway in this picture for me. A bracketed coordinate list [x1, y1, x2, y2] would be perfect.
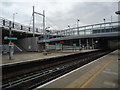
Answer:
[36, 50, 118, 89]
[2, 49, 96, 64]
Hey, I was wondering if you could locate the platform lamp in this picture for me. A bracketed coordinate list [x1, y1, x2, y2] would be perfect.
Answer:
[68, 25, 70, 36]
[77, 19, 80, 35]
[13, 13, 18, 28]
[115, 11, 120, 15]
[43, 27, 50, 55]
[103, 18, 106, 31]
[8, 13, 17, 60]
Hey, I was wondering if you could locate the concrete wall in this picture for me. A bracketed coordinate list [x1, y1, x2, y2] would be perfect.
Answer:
[17, 37, 38, 52]
[108, 40, 120, 49]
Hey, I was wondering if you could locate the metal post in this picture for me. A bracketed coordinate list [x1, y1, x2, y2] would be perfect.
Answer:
[79, 39, 81, 50]
[9, 21, 12, 60]
[33, 6, 35, 37]
[103, 18, 105, 32]
[68, 25, 70, 36]
[91, 25, 93, 34]
[86, 39, 89, 49]
[111, 16, 112, 32]
[77, 19, 79, 35]
[72, 28, 73, 36]
[92, 38, 94, 49]
[100, 24, 101, 33]
[66, 30, 67, 36]
[111, 16, 112, 23]
[77, 19, 80, 35]
[84, 27, 86, 35]
[13, 14, 15, 28]
[13, 13, 17, 28]
[43, 10, 45, 38]
[64, 30, 65, 36]
[43, 10, 47, 53]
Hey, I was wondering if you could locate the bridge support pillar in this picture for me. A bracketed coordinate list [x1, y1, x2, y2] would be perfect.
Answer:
[92, 38, 94, 49]
[79, 39, 82, 50]
[86, 39, 89, 50]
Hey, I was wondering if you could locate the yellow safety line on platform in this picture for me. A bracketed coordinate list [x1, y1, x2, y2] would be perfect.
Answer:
[65, 51, 117, 88]
[80, 57, 114, 88]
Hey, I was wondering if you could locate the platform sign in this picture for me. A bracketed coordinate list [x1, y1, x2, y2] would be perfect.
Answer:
[60, 41, 64, 43]
[43, 39, 50, 42]
[73, 43, 76, 47]
[55, 43, 62, 45]
[9, 42, 14, 46]
[4, 37, 18, 40]
[45, 43, 49, 46]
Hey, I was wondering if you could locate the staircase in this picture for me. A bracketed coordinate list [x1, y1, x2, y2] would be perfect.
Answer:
[14, 43, 27, 52]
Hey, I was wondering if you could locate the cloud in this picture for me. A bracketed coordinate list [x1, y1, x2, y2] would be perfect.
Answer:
[1, 1, 118, 30]
[45, 2, 118, 29]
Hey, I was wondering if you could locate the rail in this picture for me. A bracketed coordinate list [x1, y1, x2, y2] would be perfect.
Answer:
[2, 50, 112, 90]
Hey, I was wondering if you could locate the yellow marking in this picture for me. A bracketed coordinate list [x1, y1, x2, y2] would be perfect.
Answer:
[80, 57, 114, 88]
[65, 57, 110, 88]
[65, 51, 117, 88]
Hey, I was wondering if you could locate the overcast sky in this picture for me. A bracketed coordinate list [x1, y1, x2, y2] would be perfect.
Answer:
[0, 0, 119, 30]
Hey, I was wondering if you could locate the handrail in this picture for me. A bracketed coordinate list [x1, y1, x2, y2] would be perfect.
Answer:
[0, 17, 120, 36]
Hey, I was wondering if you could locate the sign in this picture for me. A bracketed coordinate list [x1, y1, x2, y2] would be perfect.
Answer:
[55, 43, 62, 45]
[4, 37, 18, 40]
[9, 42, 14, 46]
[60, 41, 64, 43]
[45, 43, 49, 46]
[43, 39, 50, 42]
[73, 43, 76, 46]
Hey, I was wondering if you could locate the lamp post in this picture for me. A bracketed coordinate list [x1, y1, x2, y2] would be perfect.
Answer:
[110, 16, 112, 32]
[44, 27, 50, 53]
[9, 21, 12, 60]
[45, 27, 50, 40]
[103, 18, 105, 24]
[103, 18, 106, 31]
[68, 25, 70, 36]
[8, 13, 17, 60]
[77, 19, 80, 35]
[13, 13, 17, 28]
[111, 16, 112, 23]
[33, 6, 35, 37]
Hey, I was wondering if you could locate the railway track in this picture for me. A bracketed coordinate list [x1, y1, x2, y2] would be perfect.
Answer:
[2, 49, 112, 90]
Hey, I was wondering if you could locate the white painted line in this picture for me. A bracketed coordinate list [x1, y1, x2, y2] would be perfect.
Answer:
[2, 53, 75, 66]
[104, 81, 116, 87]
[2, 50, 96, 66]
[103, 71, 118, 76]
[35, 52, 110, 89]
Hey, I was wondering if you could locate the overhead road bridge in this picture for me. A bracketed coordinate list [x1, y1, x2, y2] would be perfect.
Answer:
[40, 21, 120, 42]
[38, 21, 120, 50]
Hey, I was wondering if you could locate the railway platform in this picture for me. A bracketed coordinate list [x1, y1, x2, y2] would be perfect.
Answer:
[36, 50, 119, 89]
[2, 49, 96, 64]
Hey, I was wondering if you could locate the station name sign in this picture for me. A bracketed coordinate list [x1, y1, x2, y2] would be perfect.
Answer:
[4, 36, 18, 40]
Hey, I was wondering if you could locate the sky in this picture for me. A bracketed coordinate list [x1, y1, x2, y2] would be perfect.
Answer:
[0, 0, 119, 30]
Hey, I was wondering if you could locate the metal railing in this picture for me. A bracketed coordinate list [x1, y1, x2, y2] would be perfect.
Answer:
[52, 21, 120, 36]
[0, 17, 120, 37]
[0, 17, 45, 34]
